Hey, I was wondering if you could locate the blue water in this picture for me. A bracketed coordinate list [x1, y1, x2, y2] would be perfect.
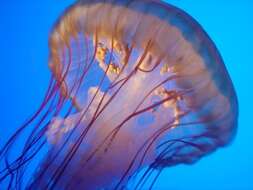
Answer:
[0, 0, 252, 189]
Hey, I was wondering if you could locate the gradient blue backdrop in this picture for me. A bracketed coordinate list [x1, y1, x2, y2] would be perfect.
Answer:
[0, 1, 252, 189]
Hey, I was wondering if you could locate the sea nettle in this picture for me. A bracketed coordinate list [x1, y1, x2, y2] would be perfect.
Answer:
[0, 0, 238, 189]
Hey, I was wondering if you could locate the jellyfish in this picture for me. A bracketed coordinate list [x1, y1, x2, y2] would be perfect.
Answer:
[0, 0, 238, 189]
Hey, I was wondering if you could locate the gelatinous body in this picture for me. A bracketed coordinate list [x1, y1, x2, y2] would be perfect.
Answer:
[0, 0, 238, 189]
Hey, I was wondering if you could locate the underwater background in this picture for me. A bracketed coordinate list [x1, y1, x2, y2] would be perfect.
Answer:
[0, 0, 252, 189]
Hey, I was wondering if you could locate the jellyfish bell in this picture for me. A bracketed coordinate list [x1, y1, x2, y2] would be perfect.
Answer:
[0, 0, 238, 189]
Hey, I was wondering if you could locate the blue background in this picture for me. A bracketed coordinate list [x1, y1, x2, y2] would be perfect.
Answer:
[0, 0, 252, 189]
